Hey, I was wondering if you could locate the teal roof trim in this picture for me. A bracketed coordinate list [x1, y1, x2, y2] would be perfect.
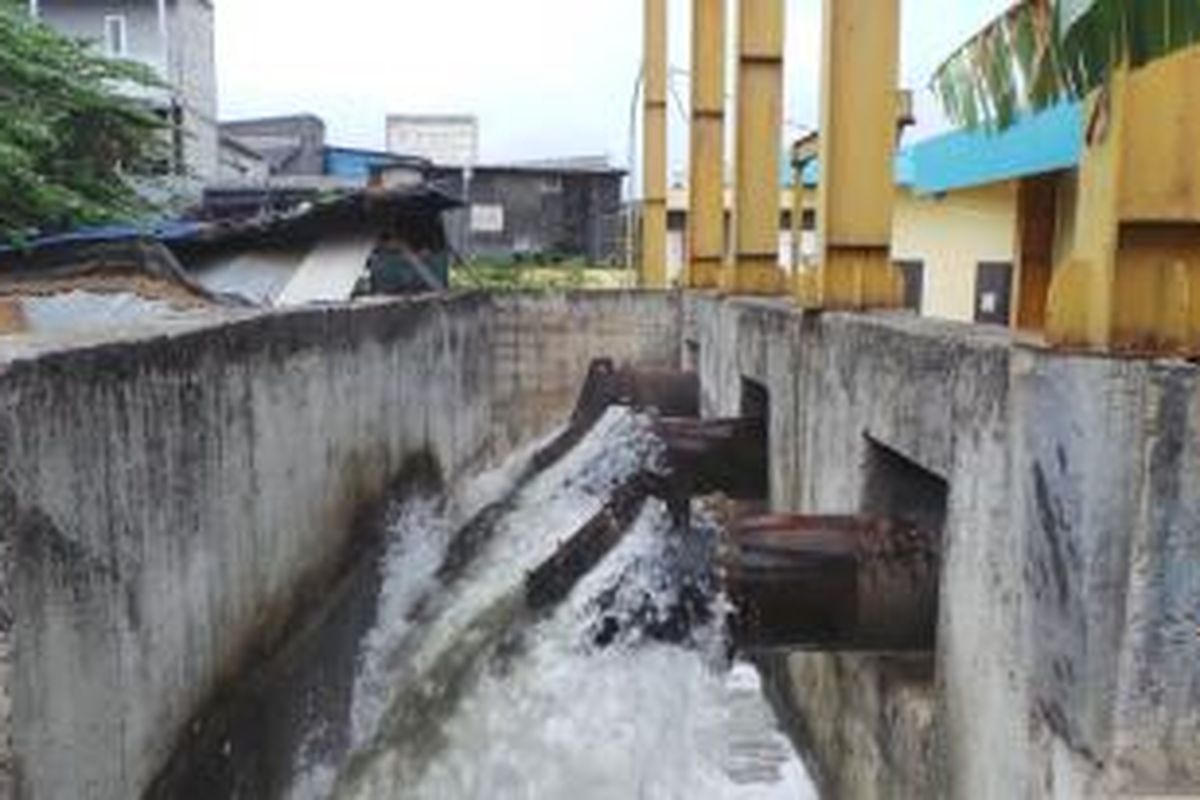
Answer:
[783, 102, 1081, 195]
[909, 102, 1082, 195]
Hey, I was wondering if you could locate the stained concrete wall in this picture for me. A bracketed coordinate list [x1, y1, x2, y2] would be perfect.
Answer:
[0, 291, 680, 800]
[685, 295, 1200, 798]
[3, 288, 1194, 799]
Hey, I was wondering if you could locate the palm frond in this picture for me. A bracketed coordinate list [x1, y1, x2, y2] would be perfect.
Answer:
[931, 0, 1200, 130]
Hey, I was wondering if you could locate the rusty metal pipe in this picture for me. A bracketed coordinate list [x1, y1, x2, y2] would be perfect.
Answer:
[533, 359, 702, 474]
[722, 515, 939, 651]
[654, 416, 768, 500]
[571, 359, 701, 426]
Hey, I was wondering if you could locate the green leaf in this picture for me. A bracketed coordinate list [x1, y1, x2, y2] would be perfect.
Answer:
[931, 0, 1200, 132]
[0, 1, 166, 241]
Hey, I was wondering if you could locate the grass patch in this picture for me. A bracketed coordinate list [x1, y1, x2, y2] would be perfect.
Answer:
[452, 260, 636, 292]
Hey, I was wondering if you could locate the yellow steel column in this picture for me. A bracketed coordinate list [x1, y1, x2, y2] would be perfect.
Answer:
[1047, 46, 1200, 356]
[688, 0, 727, 289]
[642, 0, 669, 288]
[730, 0, 786, 295]
[804, 0, 902, 309]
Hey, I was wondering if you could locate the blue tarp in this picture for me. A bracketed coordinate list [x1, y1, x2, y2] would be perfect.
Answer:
[0, 219, 206, 254]
[324, 147, 429, 181]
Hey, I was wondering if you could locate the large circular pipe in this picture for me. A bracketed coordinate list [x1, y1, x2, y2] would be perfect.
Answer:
[722, 514, 940, 651]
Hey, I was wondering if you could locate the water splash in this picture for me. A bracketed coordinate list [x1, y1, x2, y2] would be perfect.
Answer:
[298, 408, 814, 800]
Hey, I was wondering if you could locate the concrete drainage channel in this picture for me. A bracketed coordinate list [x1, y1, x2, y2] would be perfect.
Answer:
[9, 292, 1192, 797]
[145, 359, 817, 799]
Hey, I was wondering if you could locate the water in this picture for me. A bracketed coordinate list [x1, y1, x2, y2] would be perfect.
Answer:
[296, 409, 816, 800]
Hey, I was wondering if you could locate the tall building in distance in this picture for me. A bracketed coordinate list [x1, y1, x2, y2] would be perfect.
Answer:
[385, 115, 479, 169]
[29, 0, 219, 187]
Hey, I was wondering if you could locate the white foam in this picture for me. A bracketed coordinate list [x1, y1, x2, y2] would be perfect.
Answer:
[318, 408, 816, 799]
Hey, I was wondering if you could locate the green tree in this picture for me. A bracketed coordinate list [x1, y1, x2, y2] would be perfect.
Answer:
[932, 0, 1200, 129]
[0, 0, 165, 242]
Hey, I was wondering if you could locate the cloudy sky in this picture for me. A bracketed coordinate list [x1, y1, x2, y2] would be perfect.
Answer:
[216, 0, 1009, 174]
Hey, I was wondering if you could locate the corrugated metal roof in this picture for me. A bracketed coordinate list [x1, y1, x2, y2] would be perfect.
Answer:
[16, 291, 207, 335]
[273, 232, 377, 307]
[0, 186, 461, 263]
[190, 247, 309, 306]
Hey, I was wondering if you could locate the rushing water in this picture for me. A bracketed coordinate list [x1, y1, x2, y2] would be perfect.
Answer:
[292, 409, 816, 800]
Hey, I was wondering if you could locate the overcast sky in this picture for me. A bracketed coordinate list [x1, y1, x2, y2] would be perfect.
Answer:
[216, 0, 1009, 174]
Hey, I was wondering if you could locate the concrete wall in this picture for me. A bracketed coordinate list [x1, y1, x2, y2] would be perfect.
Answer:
[686, 295, 1200, 798]
[168, 0, 218, 182]
[220, 115, 328, 178]
[38, 0, 165, 72]
[37, 0, 219, 185]
[4, 286, 1194, 799]
[433, 169, 625, 264]
[0, 520, 12, 800]
[385, 116, 479, 169]
[0, 291, 680, 800]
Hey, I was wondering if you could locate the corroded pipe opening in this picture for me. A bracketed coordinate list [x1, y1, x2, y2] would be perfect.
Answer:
[722, 514, 940, 651]
[654, 416, 768, 500]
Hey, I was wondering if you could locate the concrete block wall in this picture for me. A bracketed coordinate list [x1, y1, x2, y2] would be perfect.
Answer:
[0, 513, 12, 800]
[169, 0, 219, 183]
[0, 291, 680, 800]
[685, 295, 1200, 798]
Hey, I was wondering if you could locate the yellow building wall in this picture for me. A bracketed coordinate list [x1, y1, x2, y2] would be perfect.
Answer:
[891, 182, 1018, 322]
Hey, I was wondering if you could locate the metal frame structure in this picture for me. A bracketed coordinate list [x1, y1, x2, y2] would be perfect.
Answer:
[1045, 47, 1200, 356]
[687, 0, 727, 289]
[650, 0, 1200, 358]
[729, 0, 787, 295]
[641, 0, 668, 289]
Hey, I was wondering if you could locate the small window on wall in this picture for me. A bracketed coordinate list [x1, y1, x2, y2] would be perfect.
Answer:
[895, 260, 925, 313]
[470, 204, 505, 234]
[104, 15, 127, 58]
[975, 261, 1014, 326]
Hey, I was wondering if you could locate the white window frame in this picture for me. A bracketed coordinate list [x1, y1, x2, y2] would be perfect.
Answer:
[470, 204, 506, 234]
[104, 14, 128, 58]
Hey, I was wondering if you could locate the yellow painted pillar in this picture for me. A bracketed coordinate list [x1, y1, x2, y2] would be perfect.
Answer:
[688, 0, 726, 289]
[803, 0, 902, 309]
[729, 0, 786, 295]
[1047, 46, 1200, 356]
[642, 0, 669, 288]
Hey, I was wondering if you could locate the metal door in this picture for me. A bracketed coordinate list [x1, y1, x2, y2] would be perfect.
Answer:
[975, 261, 1013, 325]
